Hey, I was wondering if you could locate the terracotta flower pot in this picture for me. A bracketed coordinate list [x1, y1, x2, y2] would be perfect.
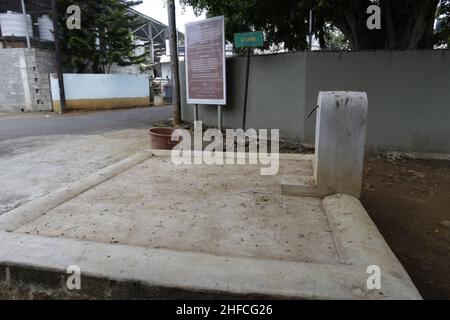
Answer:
[148, 127, 181, 150]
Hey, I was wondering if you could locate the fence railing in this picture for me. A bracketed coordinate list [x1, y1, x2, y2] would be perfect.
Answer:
[0, 0, 53, 49]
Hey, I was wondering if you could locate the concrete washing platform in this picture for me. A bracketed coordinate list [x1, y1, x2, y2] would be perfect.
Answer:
[0, 150, 421, 299]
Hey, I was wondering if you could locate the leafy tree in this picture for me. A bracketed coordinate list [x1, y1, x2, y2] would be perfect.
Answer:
[436, 0, 450, 47]
[323, 25, 350, 51]
[57, 0, 147, 73]
[181, 0, 444, 51]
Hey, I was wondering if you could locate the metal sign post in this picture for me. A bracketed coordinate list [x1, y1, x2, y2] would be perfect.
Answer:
[242, 48, 251, 131]
[234, 31, 264, 130]
[218, 105, 223, 132]
[194, 104, 199, 129]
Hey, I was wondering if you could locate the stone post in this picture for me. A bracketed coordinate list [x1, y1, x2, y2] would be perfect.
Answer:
[282, 91, 368, 198]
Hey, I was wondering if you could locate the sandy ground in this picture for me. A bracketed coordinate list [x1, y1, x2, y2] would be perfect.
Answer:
[362, 154, 450, 300]
[16, 157, 340, 264]
[0, 129, 149, 215]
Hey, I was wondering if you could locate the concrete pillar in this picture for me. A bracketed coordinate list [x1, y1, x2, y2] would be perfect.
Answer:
[282, 91, 368, 198]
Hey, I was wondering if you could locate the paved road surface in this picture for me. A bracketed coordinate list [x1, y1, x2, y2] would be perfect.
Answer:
[0, 106, 172, 215]
[0, 107, 171, 142]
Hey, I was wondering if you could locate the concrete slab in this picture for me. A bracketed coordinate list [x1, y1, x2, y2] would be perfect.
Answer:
[0, 151, 422, 299]
[0, 231, 419, 300]
[0, 129, 149, 215]
[15, 155, 337, 264]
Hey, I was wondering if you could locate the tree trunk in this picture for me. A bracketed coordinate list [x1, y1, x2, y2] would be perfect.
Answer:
[167, 0, 182, 127]
[329, 0, 439, 50]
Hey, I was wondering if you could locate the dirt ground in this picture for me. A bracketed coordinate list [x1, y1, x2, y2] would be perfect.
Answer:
[361, 154, 450, 300]
[277, 139, 449, 300]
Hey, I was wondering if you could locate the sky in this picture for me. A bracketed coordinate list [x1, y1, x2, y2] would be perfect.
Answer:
[134, 0, 206, 33]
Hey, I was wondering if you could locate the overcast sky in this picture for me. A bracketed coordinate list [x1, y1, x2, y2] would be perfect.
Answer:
[134, 0, 206, 33]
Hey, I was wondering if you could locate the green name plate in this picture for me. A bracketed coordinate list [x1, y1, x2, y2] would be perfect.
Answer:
[234, 31, 264, 48]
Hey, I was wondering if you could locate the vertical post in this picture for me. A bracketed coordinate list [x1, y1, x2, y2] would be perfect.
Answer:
[51, 0, 66, 113]
[309, 9, 313, 51]
[20, 0, 31, 49]
[176, 28, 180, 53]
[218, 105, 223, 132]
[167, 0, 181, 126]
[281, 92, 368, 198]
[148, 23, 154, 64]
[242, 47, 251, 130]
[194, 104, 199, 129]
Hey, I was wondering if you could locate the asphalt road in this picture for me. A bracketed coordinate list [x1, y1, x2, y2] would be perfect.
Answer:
[0, 107, 172, 142]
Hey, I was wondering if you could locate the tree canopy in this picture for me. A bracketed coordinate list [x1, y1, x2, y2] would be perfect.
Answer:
[436, 0, 450, 46]
[181, 0, 449, 51]
[57, 0, 147, 73]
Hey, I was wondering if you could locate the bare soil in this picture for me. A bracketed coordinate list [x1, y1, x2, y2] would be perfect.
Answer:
[361, 154, 450, 300]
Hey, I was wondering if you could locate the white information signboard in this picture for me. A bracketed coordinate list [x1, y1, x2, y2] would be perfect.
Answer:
[185, 16, 226, 105]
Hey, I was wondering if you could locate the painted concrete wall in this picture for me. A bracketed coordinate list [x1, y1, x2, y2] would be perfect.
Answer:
[181, 53, 307, 141]
[181, 50, 450, 153]
[304, 50, 450, 153]
[0, 49, 27, 112]
[50, 74, 150, 112]
[0, 48, 55, 112]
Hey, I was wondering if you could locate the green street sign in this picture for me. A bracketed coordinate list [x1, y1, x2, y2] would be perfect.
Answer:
[234, 31, 264, 48]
